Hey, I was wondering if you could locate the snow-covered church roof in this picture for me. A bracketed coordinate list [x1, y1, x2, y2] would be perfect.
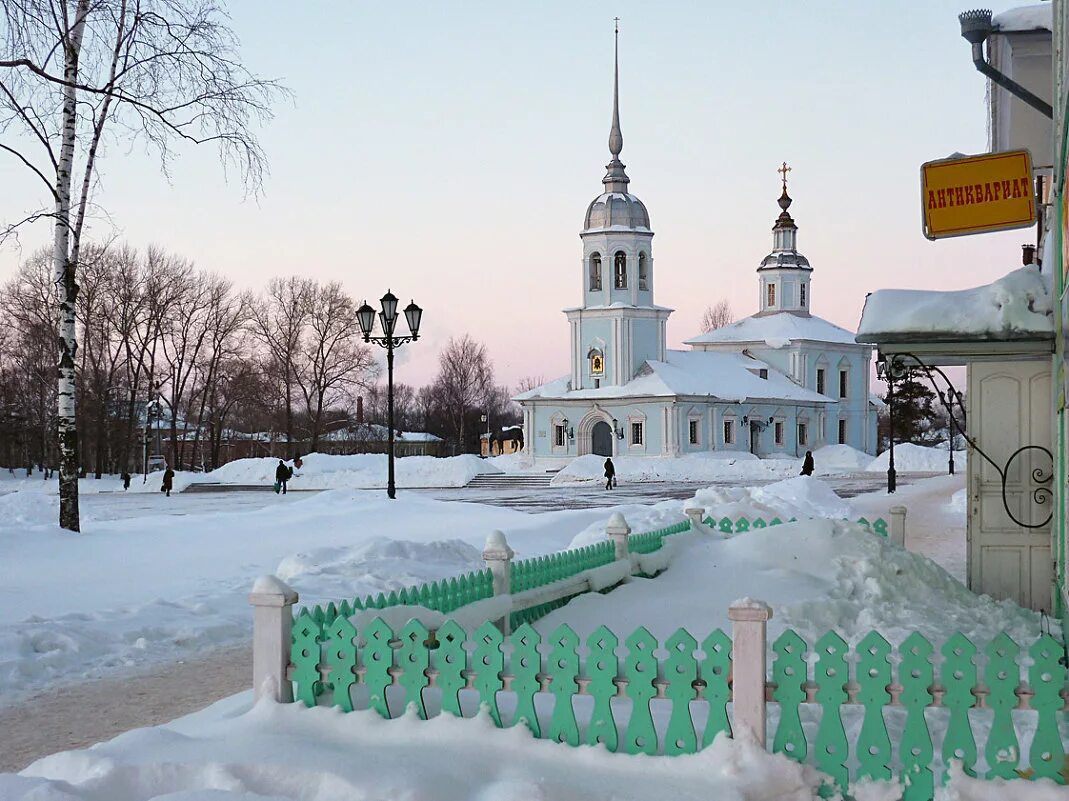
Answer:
[514, 350, 833, 405]
[684, 312, 859, 348]
[856, 265, 1053, 344]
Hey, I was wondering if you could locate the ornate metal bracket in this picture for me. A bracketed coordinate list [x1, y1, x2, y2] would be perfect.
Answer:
[882, 353, 1053, 529]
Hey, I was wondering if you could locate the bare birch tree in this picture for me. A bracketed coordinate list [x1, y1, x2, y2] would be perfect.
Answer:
[700, 299, 734, 333]
[1, 1, 283, 530]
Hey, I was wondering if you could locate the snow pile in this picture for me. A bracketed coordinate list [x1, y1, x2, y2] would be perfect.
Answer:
[3, 697, 834, 801]
[276, 537, 484, 606]
[867, 443, 965, 473]
[857, 265, 1053, 340]
[552, 453, 801, 485]
[812, 444, 872, 472]
[204, 452, 501, 489]
[689, 476, 853, 522]
[538, 516, 1042, 652]
[4, 689, 1062, 800]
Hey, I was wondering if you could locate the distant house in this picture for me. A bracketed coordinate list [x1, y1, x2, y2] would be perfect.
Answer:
[316, 424, 445, 457]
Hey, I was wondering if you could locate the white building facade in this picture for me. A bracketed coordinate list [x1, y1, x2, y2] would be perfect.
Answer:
[516, 34, 878, 460]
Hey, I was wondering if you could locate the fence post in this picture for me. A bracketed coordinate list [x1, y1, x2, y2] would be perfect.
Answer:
[684, 507, 705, 526]
[249, 575, 299, 703]
[606, 512, 631, 561]
[889, 506, 906, 548]
[483, 530, 514, 634]
[728, 599, 773, 747]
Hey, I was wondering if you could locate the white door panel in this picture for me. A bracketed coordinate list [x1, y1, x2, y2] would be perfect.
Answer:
[967, 361, 1053, 612]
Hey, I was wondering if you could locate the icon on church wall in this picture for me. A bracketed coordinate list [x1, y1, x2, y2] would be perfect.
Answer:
[591, 353, 605, 375]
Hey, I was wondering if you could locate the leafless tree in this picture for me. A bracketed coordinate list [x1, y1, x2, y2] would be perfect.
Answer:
[295, 281, 377, 450]
[1, 0, 284, 529]
[700, 299, 734, 333]
[250, 277, 313, 455]
[515, 375, 545, 394]
[432, 335, 493, 452]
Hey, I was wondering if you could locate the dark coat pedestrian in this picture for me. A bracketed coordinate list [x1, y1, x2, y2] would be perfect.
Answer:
[161, 466, 175, 496]
[275, 460, 291, 495]
[604, 457, 616, 490]
[121, 472, 131, 490]
[800, 451, 814, 477]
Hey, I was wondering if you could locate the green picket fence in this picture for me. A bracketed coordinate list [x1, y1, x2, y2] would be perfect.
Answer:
[287, 614, 1068, 797]
[703, 514, 889, 537]
[300, 519, 694, 627]
[297, 515, 888, 627]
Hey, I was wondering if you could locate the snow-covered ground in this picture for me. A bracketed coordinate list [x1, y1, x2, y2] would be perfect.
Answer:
[3, 465, 1058, 800]
[0, 485, 684, 705]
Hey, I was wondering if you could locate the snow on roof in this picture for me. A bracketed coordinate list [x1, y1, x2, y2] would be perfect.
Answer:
[320, 424, 443, 443]
[514, 350, 833, 405]
[993, 4, 1051, 32]
[684, 312, 859, 347]
[856, 265, 1053, 343]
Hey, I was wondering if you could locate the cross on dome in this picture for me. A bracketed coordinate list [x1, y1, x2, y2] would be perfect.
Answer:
[778, 161, 791, 191]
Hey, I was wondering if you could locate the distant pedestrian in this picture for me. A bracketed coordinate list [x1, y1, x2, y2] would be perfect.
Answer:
[121, 471, 131, 490]
[275, 459, 291, 495]
[161, 465, 174, 497]
[800, 450, 814, 477]
[604, 457, 616, 490]
[293, 454, 303, 470]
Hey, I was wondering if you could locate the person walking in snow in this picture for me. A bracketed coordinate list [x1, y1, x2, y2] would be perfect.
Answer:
[121, 471, 131, 490]
[161, 465, 175, 497]
[800, 450, 814, 477]
[604, 457, 616, 490]
[275, 459, 291, 495]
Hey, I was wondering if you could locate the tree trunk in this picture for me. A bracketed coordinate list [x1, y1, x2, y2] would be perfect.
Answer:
[55, 1, 91, 532]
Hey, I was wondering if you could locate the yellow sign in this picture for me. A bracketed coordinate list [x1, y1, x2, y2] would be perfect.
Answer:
[921, 150, 1035, 240]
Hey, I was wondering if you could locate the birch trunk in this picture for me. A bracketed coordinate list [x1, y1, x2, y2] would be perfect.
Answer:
[55, 0, 91, 532]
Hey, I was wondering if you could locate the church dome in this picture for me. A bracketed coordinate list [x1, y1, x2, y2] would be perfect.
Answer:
[759, 250, 811, 270]
[584, 191, 650, 231]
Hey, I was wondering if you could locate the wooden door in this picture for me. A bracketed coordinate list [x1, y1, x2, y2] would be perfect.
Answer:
[967, 360, 1053, 611]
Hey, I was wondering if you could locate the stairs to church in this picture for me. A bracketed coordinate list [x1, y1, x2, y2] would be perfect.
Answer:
[466, 473, 556, 490]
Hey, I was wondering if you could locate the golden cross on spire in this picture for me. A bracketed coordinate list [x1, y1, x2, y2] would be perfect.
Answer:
[778, 161, 791, 191]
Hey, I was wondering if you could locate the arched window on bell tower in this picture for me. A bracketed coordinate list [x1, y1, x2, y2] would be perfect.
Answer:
[614, 251, 627, 289]
[638, 252, 648, 290]
[589, 253, 602, 291]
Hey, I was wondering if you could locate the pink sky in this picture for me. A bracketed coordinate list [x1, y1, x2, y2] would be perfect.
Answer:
[0, 2, 1034, 390]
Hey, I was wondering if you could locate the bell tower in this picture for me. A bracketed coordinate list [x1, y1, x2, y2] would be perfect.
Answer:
[566, 22, 670, 390]
[757, 163, 813, 316]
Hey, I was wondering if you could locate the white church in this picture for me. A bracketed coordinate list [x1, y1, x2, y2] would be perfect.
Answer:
[515, 33, 878, 460]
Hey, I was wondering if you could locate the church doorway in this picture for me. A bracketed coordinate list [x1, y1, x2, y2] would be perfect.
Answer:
[591, 421, 613, 457]
[749, 421, 760, 455]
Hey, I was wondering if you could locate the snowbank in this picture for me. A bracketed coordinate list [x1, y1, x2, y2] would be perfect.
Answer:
[204, 452, 501, 489]
[551, 452, 800, 485]
[866, 442, 965, 473]
[812, 444, 872, 472]
[685, 475, 853, 522]
[4, 696, 832, 800]
[857, 265, 1053, 341]
[4, 688, 1062, 800]
[539, 516, 1042, 653]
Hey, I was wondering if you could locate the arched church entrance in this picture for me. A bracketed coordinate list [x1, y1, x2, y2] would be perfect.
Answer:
[591, 421, 613, 456]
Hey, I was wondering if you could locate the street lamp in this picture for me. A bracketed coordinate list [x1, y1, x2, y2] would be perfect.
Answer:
[877, 358, 896, 494]
[357, 291, 422, 499]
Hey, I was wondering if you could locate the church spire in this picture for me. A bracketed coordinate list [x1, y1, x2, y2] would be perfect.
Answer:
[772, 161, 798, 251]
[603, 18, 630, 192]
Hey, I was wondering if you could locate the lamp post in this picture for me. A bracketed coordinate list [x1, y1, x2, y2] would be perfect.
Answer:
[357, 291, 422, 500]
[877, 358, 896, 494]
